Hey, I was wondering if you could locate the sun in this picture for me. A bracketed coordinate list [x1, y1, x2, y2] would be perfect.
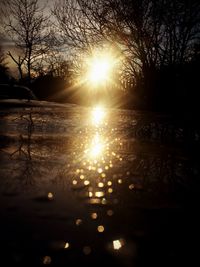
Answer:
[87, 53, 114, 85]
[89, 58, 110, 83]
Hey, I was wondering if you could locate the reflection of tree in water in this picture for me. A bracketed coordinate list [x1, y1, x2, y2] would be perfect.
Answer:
[11, 112, 33, 158]
[1, 107, 199, 198]
[51, 135, 198, 201]
[118, 112, 200, 146]
[2, 112, 39, 192]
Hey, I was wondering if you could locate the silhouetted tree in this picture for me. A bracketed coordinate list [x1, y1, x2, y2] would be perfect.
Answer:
[0, 45, 10, 82]
[2, 0, 51, 82]
[32, 50, 71, 79]
[53, 0, 200, 109]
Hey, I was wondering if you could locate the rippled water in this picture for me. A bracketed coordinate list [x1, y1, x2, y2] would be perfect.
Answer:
[0, 104, 199, 266]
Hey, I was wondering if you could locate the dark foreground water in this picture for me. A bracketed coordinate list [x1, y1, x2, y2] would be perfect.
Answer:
[0, 103, 200, 266]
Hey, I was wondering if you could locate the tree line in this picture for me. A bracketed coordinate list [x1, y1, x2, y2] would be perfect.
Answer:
[0, 0, 200, 111]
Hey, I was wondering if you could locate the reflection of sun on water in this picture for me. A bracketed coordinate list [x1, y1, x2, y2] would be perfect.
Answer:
[113, 240, 122, 250]
[91, 106, 106, 126]
[72, 104, 123, 210]
[85, 133, 105, 159]
[90, 142, 104, 158]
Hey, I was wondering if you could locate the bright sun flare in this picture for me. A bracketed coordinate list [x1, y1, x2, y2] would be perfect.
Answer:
[87, 54, 114, 85]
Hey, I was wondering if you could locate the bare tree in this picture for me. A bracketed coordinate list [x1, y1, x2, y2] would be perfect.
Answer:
[0, 45, 10, 82]
[0, 45, 6, 66]
[2, 0, 51, 82]
[53, 0, 104, 53]
[53, 0, 200, 87]
[7, 51, 25, 80]
[162, 0, 200, 65]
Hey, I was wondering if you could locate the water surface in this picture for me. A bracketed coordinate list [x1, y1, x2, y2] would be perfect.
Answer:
[0, 104, 199, 266]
